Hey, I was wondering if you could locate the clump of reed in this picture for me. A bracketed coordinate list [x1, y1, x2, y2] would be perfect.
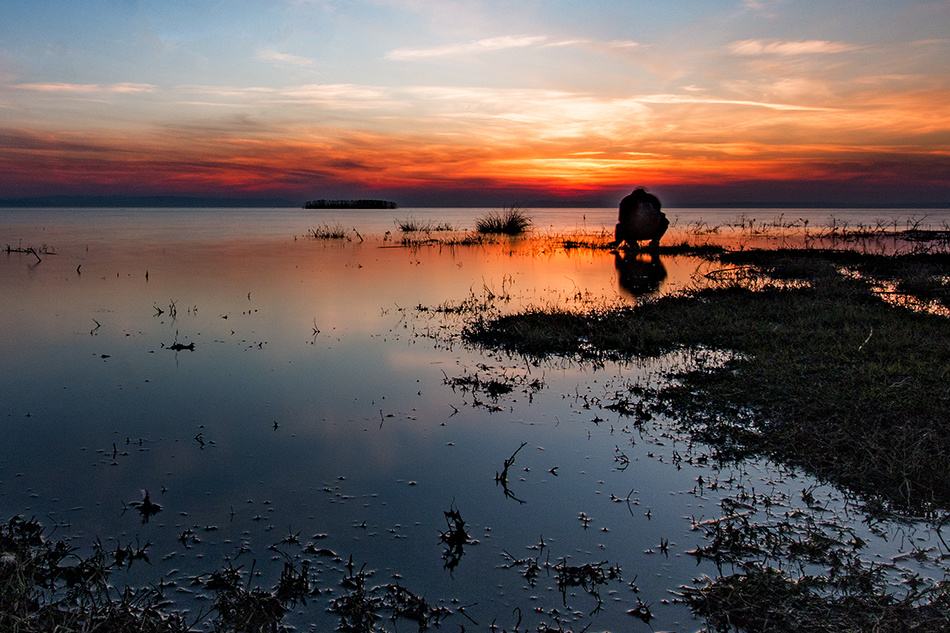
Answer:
[0, 515, 192, 633]
[687, 567, 950, 633]
[474, 204, 532, 235]
[308, 223, 354, 240]
[4, 241, 54, 262]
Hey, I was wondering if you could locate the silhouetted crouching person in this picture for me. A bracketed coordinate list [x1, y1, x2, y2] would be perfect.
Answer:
[614, 188, 668, 251]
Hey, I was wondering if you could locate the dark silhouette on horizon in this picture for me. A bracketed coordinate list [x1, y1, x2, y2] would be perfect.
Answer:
[612, 188, 669, 250]
[304, 199, 397, 209]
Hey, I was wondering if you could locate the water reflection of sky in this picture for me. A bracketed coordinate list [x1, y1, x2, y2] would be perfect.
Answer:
[2, 208, 945, 632]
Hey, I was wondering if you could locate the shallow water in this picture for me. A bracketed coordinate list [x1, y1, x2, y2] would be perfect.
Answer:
[2, 208, 947, 632]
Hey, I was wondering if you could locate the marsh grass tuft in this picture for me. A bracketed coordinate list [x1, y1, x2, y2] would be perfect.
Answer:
[475, 204, 532, 235]
[686, 566, 950, 633]
[5, 241, 54, 263]
[308, 223, 351, 239]
[0, 515, 193, 633]
[395, 217, 454, 232]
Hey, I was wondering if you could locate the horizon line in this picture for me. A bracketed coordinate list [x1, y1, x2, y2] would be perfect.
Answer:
[2, 194, 949, 210]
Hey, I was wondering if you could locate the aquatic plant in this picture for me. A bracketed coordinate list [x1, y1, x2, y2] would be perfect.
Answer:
[308, 223, 351, 239]
[439, 506, 471, 572]
[494, 442, 528, 504]
[0, 515, 192, 633]
[4, 241, 54, 262]
[0, 515, 454, 633]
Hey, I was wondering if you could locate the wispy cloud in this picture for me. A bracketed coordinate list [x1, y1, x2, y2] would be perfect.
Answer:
[386, 35, 547, 60]
[634, 93, 835, 112]
[538, 38, 640, 50]
[13, 82, 156, 94]
[386, 35, 641, 61]
[729, 39, 860, 56]
[256, 50, 315, 67]
[179, 83, 398, 110]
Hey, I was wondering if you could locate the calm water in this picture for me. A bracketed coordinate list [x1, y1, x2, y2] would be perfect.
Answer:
[2, 207, 947, 632]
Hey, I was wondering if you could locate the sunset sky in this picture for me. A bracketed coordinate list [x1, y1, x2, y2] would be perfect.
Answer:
[1, 0, 948, 207]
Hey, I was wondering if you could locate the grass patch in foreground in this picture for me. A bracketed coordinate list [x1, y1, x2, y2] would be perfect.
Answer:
[686, 567, 950, 633]
[0, 515, 455, 633]
[463, 250, 950, 516]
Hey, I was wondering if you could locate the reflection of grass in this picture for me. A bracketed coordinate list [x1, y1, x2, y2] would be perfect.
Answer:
[679, 464, 950, 632]
[474, 204, 532, 235]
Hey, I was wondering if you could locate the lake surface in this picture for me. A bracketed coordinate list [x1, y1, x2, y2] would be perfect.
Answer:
[2, 207, 947, 632]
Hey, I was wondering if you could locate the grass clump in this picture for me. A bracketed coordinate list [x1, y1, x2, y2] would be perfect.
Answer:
[474, 204, 532, 235]
[308, 223, 351, 239]
[687, 567, 950, 633]
[0, 515, 191, 632]
[395, 217, 454, 232]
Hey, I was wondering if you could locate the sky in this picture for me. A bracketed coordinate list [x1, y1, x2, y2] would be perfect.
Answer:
[1, 0, 948, 207]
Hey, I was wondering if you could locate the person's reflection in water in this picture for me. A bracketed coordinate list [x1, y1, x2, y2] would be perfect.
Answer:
[615, 250, 667, 296]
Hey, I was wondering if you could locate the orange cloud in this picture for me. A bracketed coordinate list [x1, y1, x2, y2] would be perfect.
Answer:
[1, 75, 948, 204]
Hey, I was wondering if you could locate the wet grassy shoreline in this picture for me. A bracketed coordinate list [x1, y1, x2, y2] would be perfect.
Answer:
[462, 241, 950, 632]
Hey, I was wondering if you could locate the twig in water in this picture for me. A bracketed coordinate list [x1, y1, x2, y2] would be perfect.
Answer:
[495, 442, 528, 504]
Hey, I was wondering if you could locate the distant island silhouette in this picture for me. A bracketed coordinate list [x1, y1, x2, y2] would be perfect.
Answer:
[304, 199, 398, 209]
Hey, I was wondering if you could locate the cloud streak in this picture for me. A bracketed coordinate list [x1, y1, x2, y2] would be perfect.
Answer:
[728, 39, 861, 56]
[385, 35, 637, 61]
[255, 50, 315, 67]
[386, 35, 548, 60]
[13, 82, 157, 94]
